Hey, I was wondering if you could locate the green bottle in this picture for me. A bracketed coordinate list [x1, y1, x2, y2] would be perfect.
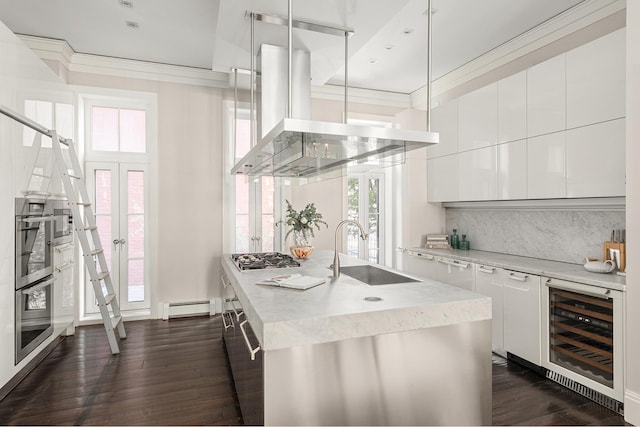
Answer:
[459, 234, 470, 250]
[450, 229, 459, 249]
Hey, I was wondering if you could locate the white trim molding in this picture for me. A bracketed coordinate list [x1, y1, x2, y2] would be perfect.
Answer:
[625, 389, 640, 425]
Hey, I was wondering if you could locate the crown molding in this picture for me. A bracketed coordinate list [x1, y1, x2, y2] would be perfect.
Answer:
[411, 0, 626, 108]
[17, 34, 229, 89]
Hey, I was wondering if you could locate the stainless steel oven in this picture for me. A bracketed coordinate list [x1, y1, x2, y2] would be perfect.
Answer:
[15, 275, 54, 363]
[15, 198, 55, 288]
[542, 277, 623, 410]
[51, 199, 73, 246]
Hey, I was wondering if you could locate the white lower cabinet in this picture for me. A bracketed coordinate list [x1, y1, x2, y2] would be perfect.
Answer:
[475, 264, 541, 365]
[475, 265, 505, 356]
[435, 257, 474, 291]
[404, 250, 439, 279]
[503, 271, 541, 365]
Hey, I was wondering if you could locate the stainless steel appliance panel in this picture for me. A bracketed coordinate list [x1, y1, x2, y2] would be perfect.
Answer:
[51, 199, 73, 245]
[15, 276, 54, 364]
[15, 198, 54, 289]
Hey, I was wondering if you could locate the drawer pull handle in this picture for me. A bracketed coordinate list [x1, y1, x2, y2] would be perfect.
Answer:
[478, 266, 495, 274]
[509, 273, 528, 282]
[410, 251, 434, 260]
[221, 312, 233, 331]
[437, 258, 470, 269]
[239, 320, 261, 361]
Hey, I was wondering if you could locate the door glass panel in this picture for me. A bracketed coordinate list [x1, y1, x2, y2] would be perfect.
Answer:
[128, 216, 144, 257]
[235, 118, 251, 159]
[91, 107, 119, 151]
[261, 177, 275, 252]
[128, 259, 144, 302]
[347, 178, 359, 257]
[236, 175, 250, 252]
[120, 109, 146, 153]
[127, 171, 144, 213]
[368, 178, 381, 264]
[94, 169, 113, 269]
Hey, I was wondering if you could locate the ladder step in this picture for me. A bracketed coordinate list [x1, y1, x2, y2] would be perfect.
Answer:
[76, 202, 92, 207]
[88, 249, 104, 256]
[110, 315, 123, 330]
[31, 172, 51, 178]
[68, 173, 82, 179]
[104, 293, 116, 305]
[84, 225, 98, 231]
[24, 190, 51, 197]
[98, 271, 109, 281]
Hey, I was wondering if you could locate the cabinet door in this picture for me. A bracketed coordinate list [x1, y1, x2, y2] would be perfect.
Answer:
[435, 257, 474, 291]
[527, 132, 566, 199]
[53, 243, 75, 322]
[475, 265, 505, 357]
[503, 272, 541, 365]
[498, 71, 527, 143]
[497, 140, 527, 200]
[428, 100, 458, 159]
[527, 54, 566, 137]
[566, 29, 626, 129]
[404, 251, 438, 279]
[458, 146, 497, 201]
[566, 118, 625, 198]
[427, 155, 458, 202]
[458, 83, 498, 152]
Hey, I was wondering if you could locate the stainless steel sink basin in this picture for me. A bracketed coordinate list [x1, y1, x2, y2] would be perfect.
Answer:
[340, 265, 421, 286]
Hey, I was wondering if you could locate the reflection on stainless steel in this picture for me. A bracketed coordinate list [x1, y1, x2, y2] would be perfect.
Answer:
[263, 320, 492, 426]
[332, 219, 367, 278]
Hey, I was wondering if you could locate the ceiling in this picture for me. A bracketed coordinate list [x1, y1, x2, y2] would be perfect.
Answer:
[0, 0, 585, 94]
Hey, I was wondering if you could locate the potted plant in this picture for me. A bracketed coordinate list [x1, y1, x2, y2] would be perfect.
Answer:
[278, 200, 328, 259]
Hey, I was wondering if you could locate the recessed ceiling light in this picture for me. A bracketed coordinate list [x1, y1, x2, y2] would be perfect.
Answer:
[120, 0, 134, 7]
[402, 28, 414, 35]
[384, 45, 394, 50]
[368, 58, 377, 64]
[125, 21, 140, 29]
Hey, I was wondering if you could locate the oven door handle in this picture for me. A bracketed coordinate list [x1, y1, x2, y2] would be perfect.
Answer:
[22, 277, 55, 294]
[545, 278, 612, 299]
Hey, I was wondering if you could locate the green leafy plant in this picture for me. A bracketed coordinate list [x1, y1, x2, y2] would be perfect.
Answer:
[277, 200, 328, 241]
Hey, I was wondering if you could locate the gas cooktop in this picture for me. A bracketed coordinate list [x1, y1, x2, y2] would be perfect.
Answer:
[231, 252, 301, 271]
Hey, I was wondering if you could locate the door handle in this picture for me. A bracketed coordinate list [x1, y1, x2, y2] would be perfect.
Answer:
[239, 320, 261, 361]
[119, 239, 126, 245]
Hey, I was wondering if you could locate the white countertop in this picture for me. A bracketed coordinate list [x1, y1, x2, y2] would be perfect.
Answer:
[407, 247, 626, 291]
[221, 250, 491, 351]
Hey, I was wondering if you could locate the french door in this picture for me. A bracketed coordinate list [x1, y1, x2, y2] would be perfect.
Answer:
[85, 161, 149, 313]
[234, 175, 277, 253]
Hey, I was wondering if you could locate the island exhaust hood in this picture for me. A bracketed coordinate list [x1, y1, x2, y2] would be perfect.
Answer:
[231, 2, 439, 178]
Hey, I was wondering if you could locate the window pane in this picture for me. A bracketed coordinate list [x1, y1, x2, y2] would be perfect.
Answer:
[127, 171, 144, 214]
[95, 214, 112, 269]
[236, 214, 250, 252]
[235, 118, 251, 159]
[91, 106, 119, 151]
[128, 215, 144, 258]
[262, 215, 274, 252]
[128, 259, 144, 302]
[120, 109, 146, 153]
[95, 170, 112, 214]
[236, 176, 249, 214]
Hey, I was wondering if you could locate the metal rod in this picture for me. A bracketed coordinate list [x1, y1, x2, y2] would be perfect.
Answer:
[287, 0, 293, 118]
[250, 12, 256, 146]
[248, 11, 354, 37]
[0, 104, 69, 146]
[233, 67, 238, 160]
[426, 0, 433, 132]
[344, 31, 349, 124]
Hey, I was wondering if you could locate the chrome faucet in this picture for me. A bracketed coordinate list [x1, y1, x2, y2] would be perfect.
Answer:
[332, 220, 368, 278]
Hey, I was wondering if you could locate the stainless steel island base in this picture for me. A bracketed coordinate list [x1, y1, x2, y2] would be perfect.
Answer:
[263, 319, 491, 426]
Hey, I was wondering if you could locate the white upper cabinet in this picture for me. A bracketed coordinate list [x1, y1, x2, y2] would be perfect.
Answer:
[497, 139, 527, 200]
[527, 132, 566, 199]
[458, 146, 497, 201]
[458, 83, 498, 152]
[527, 54, 566, 137]
[566, 118, 626, 198]
[498, 71, 527, 143]
[427, 100, 458, 159]
[567, 29, 625, 129]
[427, 155, 458, 202]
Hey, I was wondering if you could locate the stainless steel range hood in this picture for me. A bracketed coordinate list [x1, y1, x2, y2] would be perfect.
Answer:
[231, 118, 438, 177]
[231, 4, 439, 178]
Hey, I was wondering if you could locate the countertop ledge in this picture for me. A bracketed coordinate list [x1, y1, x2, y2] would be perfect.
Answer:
[221, 250, 491, 351]
[407, 247, 626, 291]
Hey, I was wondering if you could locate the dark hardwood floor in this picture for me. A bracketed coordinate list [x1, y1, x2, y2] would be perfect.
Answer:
[0, 316, 626, 426]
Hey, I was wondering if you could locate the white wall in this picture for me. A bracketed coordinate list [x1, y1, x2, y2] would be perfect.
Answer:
[624, 1, 640, 424]
[68, 72, 225, 313]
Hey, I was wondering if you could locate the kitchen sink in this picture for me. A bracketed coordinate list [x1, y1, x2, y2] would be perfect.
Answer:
[340, 265, 421, 286]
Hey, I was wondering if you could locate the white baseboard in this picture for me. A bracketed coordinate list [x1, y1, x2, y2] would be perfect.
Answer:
[160, 298, 222, 320]
[625, 389, 640, 425]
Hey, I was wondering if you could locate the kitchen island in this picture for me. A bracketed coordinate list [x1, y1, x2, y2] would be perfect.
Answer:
[221, 250, 492, 426]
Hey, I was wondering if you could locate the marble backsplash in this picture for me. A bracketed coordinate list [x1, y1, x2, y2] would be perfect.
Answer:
[445, 209, 625, 265]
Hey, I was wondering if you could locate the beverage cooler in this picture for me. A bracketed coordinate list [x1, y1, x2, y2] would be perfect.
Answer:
[542, 277, 623, 412]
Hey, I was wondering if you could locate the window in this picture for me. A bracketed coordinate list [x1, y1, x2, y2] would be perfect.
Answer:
[347, 174, 384, 264]
[91, 106, 146, 153]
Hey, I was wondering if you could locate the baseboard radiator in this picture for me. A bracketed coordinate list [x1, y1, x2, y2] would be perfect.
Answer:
[545, 369, 624, 415]
[161, 298, 222, 320]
